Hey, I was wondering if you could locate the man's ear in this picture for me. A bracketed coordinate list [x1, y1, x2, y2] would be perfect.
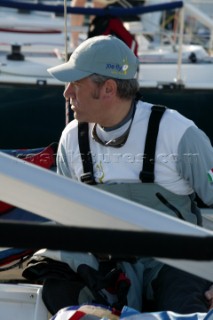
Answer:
[102, 79, 117, 98]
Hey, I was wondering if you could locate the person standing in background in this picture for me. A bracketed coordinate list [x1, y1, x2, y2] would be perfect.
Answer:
[70, 0, 106, 50]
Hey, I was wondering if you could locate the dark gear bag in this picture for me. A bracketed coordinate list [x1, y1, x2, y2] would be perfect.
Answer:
[88, 15, 138, 56]
[23, 256, 131, 315]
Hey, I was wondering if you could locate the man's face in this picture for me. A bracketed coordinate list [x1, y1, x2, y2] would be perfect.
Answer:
[63, 76, 105, 123]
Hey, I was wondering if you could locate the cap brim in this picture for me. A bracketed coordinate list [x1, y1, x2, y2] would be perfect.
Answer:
[47, 61, 92, 82]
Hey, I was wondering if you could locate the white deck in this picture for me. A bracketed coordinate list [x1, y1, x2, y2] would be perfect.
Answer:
[0, 283, 49, 320]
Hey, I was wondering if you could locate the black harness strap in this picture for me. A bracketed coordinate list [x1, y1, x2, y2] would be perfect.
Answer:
[78, 105, 166, 185]
[139, 105, 166, 183]
[78, 122, 96, 185]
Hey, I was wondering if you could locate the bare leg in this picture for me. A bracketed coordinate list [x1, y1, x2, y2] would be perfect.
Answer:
[70, 0, 86, 50]
[70, 0, 105, 50]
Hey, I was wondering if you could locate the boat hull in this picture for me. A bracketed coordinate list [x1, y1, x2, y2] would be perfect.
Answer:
[0, 83, 66, 149]
[1, 82, 213, 148]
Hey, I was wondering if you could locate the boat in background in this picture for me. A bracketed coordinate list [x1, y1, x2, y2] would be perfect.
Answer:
[125, 0, 213, 145]
[0, 40, 67, 149]
[0, 1, 85, 149]
[1, 0, 213, 149]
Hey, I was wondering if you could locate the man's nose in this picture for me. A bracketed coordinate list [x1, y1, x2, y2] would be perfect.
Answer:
[63, 83, 74, 99]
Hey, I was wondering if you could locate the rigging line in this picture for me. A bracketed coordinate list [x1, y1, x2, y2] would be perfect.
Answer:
[64, 0, 68, 63]
[64, 0, 70, 125]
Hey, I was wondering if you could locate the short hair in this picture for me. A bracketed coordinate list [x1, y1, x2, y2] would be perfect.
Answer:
[89, 74, 139, 100]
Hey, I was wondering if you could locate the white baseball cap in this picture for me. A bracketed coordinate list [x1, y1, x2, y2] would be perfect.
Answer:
[48, 35, 139, 82]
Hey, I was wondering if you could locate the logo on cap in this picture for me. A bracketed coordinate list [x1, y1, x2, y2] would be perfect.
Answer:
[106, 57, 129, 76]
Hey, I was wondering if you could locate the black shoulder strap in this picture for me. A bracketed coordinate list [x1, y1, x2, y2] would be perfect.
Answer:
[78, 122, 96, 185]
[139, 105, 166, 183]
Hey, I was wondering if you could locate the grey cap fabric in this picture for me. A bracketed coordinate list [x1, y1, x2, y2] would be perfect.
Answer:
[48, 35, 139, 82]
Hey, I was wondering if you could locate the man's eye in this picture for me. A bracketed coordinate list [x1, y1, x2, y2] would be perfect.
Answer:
[73, 82, 80, 88]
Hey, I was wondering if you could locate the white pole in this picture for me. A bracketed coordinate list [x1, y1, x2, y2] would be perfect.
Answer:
[176, 7, 184, 84]
[184, 2, 213, 54]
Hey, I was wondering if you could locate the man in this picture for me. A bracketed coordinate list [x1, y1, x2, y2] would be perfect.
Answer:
[47, 35, 213, 313]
